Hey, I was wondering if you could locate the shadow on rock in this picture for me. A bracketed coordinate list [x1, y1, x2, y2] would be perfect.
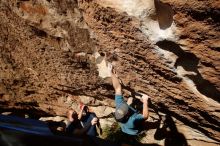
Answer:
[154, 115, 187, 146]
[156, 40, 220, 102]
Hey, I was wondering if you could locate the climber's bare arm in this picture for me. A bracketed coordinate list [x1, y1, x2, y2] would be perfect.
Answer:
[141, 94, 150, 119]
[78, 105, 85, 120]
[111, 72, 122, 95]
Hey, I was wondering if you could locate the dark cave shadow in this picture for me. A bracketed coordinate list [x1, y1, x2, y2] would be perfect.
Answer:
[154, 114, 188, 146]
[154, 0, 174, 30]
[51, 84, 105, 101]
[134, 143, 161, 146]
[156, 40, 220, 102]
[52, 84, 115, 102]
[0, 108, 52, 120]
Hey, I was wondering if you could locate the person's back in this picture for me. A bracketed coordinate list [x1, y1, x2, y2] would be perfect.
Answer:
[65, 109, 98, 137]
[81, 112, 98, 136]
[66, 119, 82, 135]
[120, 109, 144, 135]
[78, 105, 101, 137]
[114, 95, 145, 135]
[111, 68, 150, 136]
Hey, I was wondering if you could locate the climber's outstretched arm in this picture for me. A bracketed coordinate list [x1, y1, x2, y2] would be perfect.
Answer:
[111, 73, 122, 95]
[142, 94, 150, 120]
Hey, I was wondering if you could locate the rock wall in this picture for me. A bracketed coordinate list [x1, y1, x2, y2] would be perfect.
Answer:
[0, 0, 219, 145]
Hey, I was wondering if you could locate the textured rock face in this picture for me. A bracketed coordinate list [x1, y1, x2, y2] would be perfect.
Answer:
[0, 0, 219, 145]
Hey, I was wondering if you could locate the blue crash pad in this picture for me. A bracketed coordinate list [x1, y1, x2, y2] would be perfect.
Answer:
[0, 114, 53, 135]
